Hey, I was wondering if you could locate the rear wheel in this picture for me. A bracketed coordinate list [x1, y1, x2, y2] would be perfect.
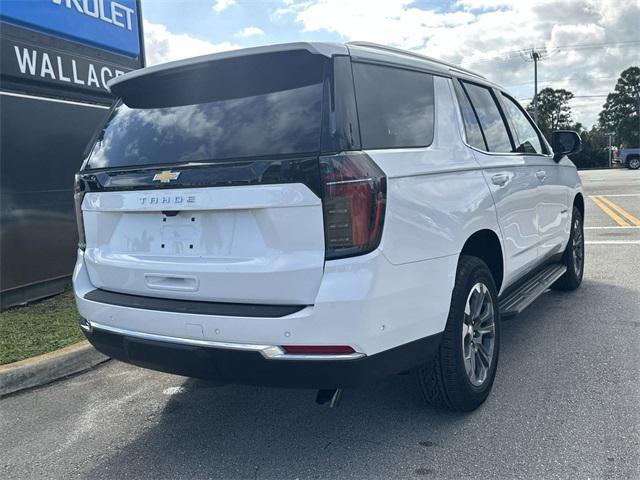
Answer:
[415, 256, 500, 411]
[628, 156, 640, 170]
[552, 205, 584, 291]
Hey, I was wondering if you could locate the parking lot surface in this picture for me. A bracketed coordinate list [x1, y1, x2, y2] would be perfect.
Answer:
[1, 168, 639, 480]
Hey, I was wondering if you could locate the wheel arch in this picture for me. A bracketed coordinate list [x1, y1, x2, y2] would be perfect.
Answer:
[460, 229, 504, 292]
[573, 192, 585, 218]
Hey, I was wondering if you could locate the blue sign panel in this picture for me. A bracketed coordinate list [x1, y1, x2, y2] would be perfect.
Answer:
[0, 0, 140, 58]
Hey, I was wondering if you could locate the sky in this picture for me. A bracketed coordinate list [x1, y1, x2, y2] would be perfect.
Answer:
[141, 0, 640, 128]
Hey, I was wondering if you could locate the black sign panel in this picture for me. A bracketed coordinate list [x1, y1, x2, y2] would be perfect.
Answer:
[0, 21, 141, 104]
[2, 37, 131, 100]
[0, 3, 144, 307]
[0, 94, 110, 302]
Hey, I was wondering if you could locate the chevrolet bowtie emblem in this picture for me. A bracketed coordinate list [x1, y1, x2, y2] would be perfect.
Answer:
[153, 170, 180, 183]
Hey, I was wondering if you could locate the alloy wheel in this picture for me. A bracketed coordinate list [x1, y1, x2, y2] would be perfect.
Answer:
[572, 215, 584, 276]
[462, 283, 496, 386]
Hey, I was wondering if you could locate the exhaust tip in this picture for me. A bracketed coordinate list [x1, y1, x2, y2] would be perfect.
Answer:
[79, 317, 92, 332]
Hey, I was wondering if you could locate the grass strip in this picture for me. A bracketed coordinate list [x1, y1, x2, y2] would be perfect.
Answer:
[0, 290, 84, 365]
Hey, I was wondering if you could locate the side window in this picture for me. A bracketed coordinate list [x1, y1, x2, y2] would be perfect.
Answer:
[352, 62, 434, 149]
[501, 94, 546, 154]
[461, 81, 512, 153]
[455, 83, 486, 150]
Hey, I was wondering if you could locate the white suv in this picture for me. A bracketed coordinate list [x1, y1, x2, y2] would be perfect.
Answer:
[73, 42, 584, 411]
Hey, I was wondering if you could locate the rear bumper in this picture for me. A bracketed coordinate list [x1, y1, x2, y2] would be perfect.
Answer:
[82, 322, 442, 388]
[74, 247, 456, 387]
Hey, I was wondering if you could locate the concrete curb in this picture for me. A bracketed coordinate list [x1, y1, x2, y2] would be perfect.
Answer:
[0, 340, 109, 397]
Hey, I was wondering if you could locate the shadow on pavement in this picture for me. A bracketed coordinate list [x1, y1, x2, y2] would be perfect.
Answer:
[84, 368, 471, 478]
[83, 278, 639, 479]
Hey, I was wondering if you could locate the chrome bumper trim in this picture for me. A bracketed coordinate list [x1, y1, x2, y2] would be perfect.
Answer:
[84, 320, 365, 361]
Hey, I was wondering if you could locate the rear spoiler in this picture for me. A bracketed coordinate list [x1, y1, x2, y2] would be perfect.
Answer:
[107, 42, 347, 96]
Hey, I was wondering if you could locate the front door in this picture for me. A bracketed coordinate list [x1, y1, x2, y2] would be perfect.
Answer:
[499, 93, 570, 260]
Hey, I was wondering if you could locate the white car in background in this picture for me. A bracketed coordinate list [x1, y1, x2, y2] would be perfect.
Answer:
[73, 42, 584, 411]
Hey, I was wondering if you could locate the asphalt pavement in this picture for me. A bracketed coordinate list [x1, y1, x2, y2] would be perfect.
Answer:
[1, 168, 639, 480]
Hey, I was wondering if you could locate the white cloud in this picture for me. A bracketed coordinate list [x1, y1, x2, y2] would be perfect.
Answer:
[280, 0, 473, 50]
[143, 20, 240, 65]
[236, 26, 265, 38]
[454, 0, 515, 10]
[277, 0, 639, 127]
[212, 0, 236, 12]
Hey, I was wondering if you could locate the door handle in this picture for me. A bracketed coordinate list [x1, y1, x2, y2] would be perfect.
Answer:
[491, 173, 509, 186]
[536, 170, 547, 182]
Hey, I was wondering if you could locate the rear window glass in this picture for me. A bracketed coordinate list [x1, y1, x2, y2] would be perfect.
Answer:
[85, 52, 326, 169]
[455, 84, 486, 150]
[352, 63, 434, 149]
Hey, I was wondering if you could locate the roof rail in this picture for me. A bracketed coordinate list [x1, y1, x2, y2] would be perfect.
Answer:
[346, 41, 486, 79]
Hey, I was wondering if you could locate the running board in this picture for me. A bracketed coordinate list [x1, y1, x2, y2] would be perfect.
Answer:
[499, 264, 567, 317]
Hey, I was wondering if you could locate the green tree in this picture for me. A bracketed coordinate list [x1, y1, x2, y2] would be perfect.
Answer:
[568, 124, 609, 169]
[598, 66, 640, 148]
[527, 88, 574, 139]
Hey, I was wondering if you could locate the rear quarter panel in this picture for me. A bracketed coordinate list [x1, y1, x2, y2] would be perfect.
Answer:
[366, 76, 502, 267]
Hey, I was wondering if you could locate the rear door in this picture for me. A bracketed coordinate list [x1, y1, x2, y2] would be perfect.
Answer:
[455, 80, 540, 287]
[499, 93, 569, 260]
[78, 49, 334, 305]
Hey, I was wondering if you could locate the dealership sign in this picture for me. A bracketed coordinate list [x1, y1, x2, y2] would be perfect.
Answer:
[3, 39, 128, 93]
[0, 0, 141, 58]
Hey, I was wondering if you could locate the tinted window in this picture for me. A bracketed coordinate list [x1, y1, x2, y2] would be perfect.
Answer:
[456, 84, 486, 150]
[86, 52, 326, 169]
[501, 94, 545, 154]
[353, 63, 434, 149]
[86, 87, 322, 169]
[462, 82, 512, 153]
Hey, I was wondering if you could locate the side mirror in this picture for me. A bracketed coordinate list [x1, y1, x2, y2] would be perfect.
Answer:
[551, 130, 582, 162]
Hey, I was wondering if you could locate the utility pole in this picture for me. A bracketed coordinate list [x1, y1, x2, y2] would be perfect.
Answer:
[532, 50, 540, 123]
[605, 132, 615, 168]
[521, 48, 547, 123]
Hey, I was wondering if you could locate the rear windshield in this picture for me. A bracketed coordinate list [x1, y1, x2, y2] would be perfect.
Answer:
[85, 51, 327, 169]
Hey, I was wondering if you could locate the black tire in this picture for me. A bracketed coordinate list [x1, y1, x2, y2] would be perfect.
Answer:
[627, 156, 640, 170]
[551, 205, 584, 291]
[415, 256, 500, 412]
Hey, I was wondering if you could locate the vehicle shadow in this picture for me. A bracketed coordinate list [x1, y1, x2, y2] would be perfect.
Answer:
[82, 278, 639, 479]
[83, 369, 464, 479]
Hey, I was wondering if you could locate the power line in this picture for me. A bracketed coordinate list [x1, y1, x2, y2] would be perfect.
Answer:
[463, 40, 640, 66]
[517, 95, 609, 102]
[566, 95, 608, 99]
[504, 74, 619, 88]
[550, 40, 640, 51]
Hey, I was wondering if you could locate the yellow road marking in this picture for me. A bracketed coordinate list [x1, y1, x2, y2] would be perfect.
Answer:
[590, 196, 630, 226]
[597, 196, 640, 226]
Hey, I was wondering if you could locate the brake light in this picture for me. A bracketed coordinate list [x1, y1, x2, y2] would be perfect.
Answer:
[320, 152, 386, 260]
[74, 174, 86, 251]
[282, 345, 356, 355]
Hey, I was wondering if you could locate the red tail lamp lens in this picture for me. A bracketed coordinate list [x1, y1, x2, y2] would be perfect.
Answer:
[282, 345, 356, 355]
[74, 174, 87, 251]
[320, 152, 386, 260]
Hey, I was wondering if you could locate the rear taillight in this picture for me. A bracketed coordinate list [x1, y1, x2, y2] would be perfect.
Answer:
[74, 174, 86, 251]
[320, 152, 386, 260]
